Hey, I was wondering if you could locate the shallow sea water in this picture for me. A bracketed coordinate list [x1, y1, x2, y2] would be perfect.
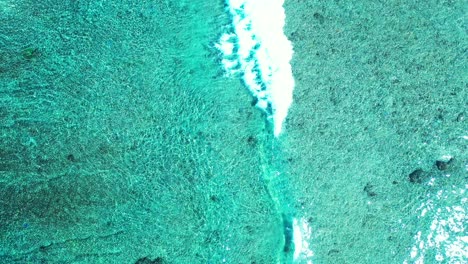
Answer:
[0, 0, 466, 264]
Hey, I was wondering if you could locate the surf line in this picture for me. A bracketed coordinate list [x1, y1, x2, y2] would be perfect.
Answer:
[216, 1, 298, 263]
[215, 0, 295, 137]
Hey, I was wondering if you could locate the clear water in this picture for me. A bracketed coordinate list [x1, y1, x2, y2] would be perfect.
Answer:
[0, 0, 466, 263]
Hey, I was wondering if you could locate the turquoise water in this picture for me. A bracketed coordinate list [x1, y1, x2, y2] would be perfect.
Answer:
[1, 0, 284, 262]
[0, 0, 466, 264]
[284, 1, 466, 263]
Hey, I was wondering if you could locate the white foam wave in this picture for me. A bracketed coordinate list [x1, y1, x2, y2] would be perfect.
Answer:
[216, 0, 295, 137]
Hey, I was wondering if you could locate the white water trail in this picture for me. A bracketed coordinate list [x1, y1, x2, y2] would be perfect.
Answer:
[216, 0, 295, 137]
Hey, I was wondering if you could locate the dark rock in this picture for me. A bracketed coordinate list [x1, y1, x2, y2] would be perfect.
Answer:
[135, 257, 163, 264]
[246, 135, 257, 147]
[435, 158, 453, 171]
[408, 169, 425, 183]
[66, 154, 76, 162]
[313, 12, 325, 24]
[363, 183, 377, 196]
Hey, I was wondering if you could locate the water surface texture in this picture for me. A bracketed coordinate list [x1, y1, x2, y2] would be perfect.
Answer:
[0, 0, 466, 264]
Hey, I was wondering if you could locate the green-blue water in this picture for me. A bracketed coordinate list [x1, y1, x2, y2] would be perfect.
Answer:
[0, 1, 466, 263]
[284, 1, 466, 263]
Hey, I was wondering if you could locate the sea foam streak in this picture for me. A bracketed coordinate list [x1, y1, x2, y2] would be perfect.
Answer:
[216, 0, 295, 137]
